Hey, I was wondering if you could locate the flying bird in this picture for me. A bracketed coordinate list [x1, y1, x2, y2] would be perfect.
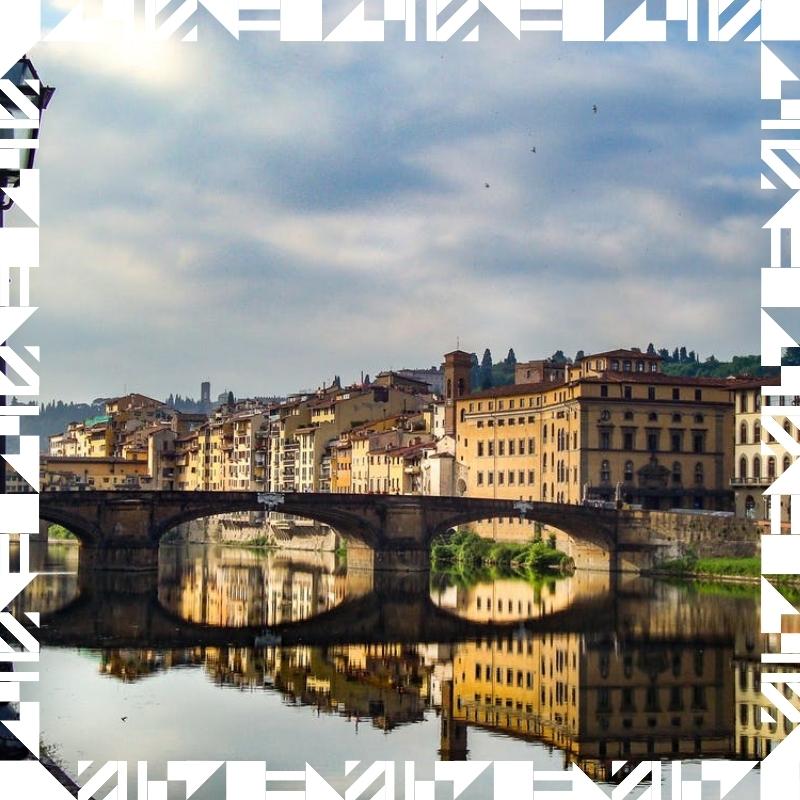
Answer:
[531, 146, 536, 153]
[592, 104, 598, 114]
[121, 717, 128, 722]
[484, 182, 490, 188]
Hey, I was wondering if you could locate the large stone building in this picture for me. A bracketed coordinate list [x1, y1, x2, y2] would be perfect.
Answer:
[730, 377, 794, 523]
[452, 348, 735, 541]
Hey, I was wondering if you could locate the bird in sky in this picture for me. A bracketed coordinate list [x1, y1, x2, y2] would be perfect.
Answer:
[484, 182, 490, 188]
[121, 717, 128, 722]
[531, 146, 536, 153]
[592, 104, 598, 114]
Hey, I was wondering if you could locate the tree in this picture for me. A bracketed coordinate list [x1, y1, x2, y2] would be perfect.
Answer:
[688, 350, 697, 363]
[679, 346, 688, 363]
[550, 350, 567, 365]
[505, 348, 517, 366]
[480, 349, 493, 390]
[672, 347, 679, 362]
[574, 349, 585, 362]
[658, 348, 669, 361]
[646, 342, 656, 355]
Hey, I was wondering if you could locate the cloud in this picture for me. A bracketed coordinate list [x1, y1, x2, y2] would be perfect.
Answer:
[23, 31, 767, 402]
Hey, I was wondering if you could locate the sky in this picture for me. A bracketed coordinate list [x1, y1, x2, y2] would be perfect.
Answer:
[17, 3, 774, 402]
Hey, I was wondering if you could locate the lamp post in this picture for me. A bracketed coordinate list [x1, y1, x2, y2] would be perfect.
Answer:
[0, 56, 54, 495]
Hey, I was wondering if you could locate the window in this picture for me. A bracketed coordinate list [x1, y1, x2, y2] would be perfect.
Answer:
[477, 472, 484, 486]
[528, 470, 535, 484]
[739, 456, 747, 480]
[647, 431, 659, 451]
[624, 411, 634, 420]
[648, 387, 656, 400]
[754, 456, 761, 479]
[488, 472, 494, 485]
[600, 460, 611, 483]
[739, 422, 748, 445]
[488, 441, 494, 456]
[509, 471, 515, 485]
[695, 389, 702, 401]
[498, 471, 505, 485]
[694, 462, 704, 486]
[509, 440, 515, 456]
[519, 470, 525, 484]
[624, 461, 634, 482]
[600, 430, 611, 449]
[768, 457, 777, 479]
[784, 455, 791, 472]
[624, 386, 632, 400]
[693, 433, 704, 454]
[519, 439, 525, 454]
[528, 438, 535, 453]
[478, 442, 484, 457]
[740, 393, 748, 413]
[498, 441, 505, 456]
[673, 388, 680, 400]
[600, 384, 608, 398]
[671, 432, 682, 452]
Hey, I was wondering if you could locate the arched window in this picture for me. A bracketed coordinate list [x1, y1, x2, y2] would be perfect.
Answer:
[739, 422, 748, 444]
[754, 421, 761, 443]
[739, 456, 748, 480]
[446, 378, 452, 399]
[460, 409, 466, 423]
[768, 457, 777, 479]
[785, 419, 792, 435]
[672, 462, 682, 485]
[784, 455, 792, 473]
[754, 456, 761, 479]
[600, 460, 610, 483]
[624, 461, 634, 482]
[457, 377, 465, 397]
[694, 462, 704, 486]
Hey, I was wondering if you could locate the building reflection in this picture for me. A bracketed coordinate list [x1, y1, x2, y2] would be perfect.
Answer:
[158, 546, 349, 627]
[18, 542, 793, 770]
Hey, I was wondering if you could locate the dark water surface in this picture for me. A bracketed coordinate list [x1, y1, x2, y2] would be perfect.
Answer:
[10, 542, 771, 798]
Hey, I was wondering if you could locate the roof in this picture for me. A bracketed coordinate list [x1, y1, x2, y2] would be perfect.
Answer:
[465, 379, 566, 400]
[725, 375, 782, 390]
[583, 349, 661, 361]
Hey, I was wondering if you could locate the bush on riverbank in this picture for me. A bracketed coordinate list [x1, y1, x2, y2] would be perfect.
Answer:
[431, 529, 571, 575]
[48, 524, 76, 541]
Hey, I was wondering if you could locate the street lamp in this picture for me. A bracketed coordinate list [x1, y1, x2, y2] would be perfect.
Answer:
[0, 56, 54, 495]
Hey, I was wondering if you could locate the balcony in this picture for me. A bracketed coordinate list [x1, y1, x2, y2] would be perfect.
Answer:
[731, 476, 772, 487]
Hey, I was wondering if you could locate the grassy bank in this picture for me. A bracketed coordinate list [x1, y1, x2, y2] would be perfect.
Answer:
[431, 529, 572, 579]
[652, 555, 762, 578]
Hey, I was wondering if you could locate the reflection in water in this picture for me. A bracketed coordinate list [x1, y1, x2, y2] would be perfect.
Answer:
[157, 545, 349, 627]
[12, 543, 798, 788]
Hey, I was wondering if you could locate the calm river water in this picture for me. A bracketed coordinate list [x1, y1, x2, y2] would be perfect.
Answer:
[8, 542, 773, 798]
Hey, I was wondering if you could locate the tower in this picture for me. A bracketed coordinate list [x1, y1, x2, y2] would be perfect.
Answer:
[200, 381, 211, 409]
[442, 350, 472, 437]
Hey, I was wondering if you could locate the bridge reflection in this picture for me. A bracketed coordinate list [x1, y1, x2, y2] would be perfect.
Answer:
[15, 544, 755, 649]
[13, 543, 779, 780]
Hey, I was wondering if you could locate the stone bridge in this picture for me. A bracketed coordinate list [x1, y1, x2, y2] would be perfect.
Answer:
[39, 490, 622, 571]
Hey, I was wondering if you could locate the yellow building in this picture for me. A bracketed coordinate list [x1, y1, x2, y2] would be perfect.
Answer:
[41, 456, 148, 490]
[453, 348, 735, 541]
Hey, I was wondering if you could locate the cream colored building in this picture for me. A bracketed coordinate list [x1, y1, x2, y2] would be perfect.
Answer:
[453, 349, 735, 541]
[730, 377, 794, 522]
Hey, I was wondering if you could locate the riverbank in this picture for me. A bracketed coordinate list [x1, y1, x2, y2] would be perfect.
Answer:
[643, 555, 800, 587]
[431, 529, 572, 582]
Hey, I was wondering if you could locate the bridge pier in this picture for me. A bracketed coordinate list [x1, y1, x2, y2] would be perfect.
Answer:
[347, 543, 430, 572]
[80, 541, 159, 572]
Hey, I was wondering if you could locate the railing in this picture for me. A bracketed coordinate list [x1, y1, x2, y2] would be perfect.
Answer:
[730, 476, 772, 487]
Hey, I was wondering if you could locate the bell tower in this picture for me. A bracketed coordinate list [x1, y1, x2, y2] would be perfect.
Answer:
[442, 350, 472, 437]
